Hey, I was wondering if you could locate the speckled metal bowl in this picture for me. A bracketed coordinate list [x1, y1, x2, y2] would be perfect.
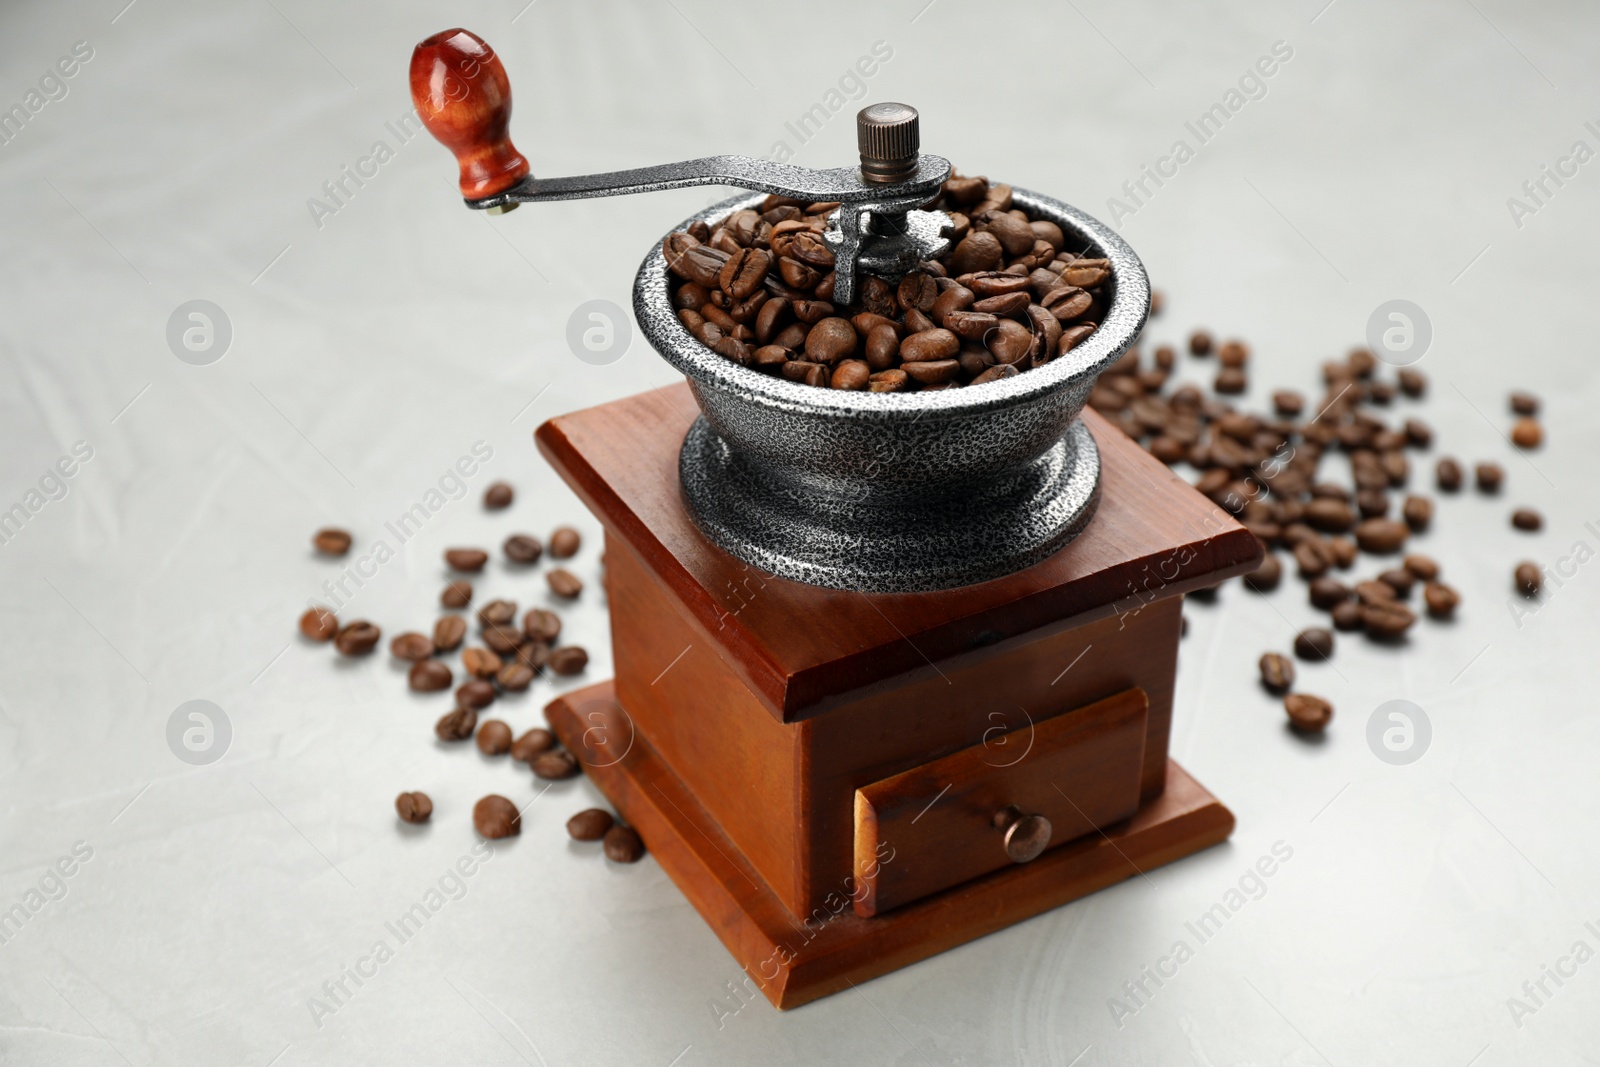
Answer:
[633, 187, 1149, 593]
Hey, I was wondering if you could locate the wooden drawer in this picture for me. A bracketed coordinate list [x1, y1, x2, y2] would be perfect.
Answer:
[852, 688, 1148, 917]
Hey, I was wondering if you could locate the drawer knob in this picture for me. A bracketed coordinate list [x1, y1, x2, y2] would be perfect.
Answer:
[993, 806, 1053, 864]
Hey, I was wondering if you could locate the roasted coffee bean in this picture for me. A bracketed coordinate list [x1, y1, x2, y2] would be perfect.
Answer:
[1040, 286, 1091, 322]
[1435, 457, 1463, 492]
[483, 481, 513, 509]
[482, 624, 524, 655]
[476, 719, 513, 756]
[1309, 577, 1349, 609]
[864, 325, 900, 370]
[395, 791, 433, 824]
[971, 364, 1019, 386]
[1331, 601, 1365, 631]
[407, 661, 452, 698]
[1511, 507, 1543, 531]
[972, 291, 1030, 317]
[1398, 369, 1427, 397]
[477, 599, 517, 627]
[1284, 693, 1333, 733]
[456, 680, 495, 709]
[547, 568, 583, 598]
[902, 359, 961, 385]
[1217, 339, 1249, 367]
[567, 809, 615, 842]
[522, 608, 562, 643]
[433, 615, 467, 651]
[1423, 582, 1460, 618]
[1215, 368, 1247, 395]
[1354, 519, 1408, 554]
[435, 706, 478, 741]
[299, 606, 338, 642]
[1403, 554, 1440, 581]
[985, 319, 1032, 365]
[1475, 462, 1504, 493]
[949, 231, 1003, 274]
[1293, 540, 1331, 579]
[1509, 391, 1540, 416]
[441, 580, 473, 608]
[1189, 330, 1213, 356]
[1361, 600, 1417, 639]
[532, 749, 579, 780]
[504, 534, 543, 564]
[1259, 652, 1295, 693]
[900, 328, 960, 363]
[804, 318, 856, 364]
[473, 795, 520, 838]
[541, 527, 579, 562]
[496, 662, 534, 691]
[831, 360, 870, 390]
[444, 548, 488, 572]
[1354, 579, 1396, 606]
[869, 369, 908, 392]
[548, 646, 589, 676]
[1404, 419, 1432, 448]
[944, 310, 1000, 341]
[603, 825, 646, 863]
[1511, 418, 1543, 449]
[313, 527, 352, 556]
[1305, 498, 1355, 533]
[1356, 489, 1389, 519]
[1401, 496, 1433, 532]
[1293, 627, 1335, 661]
[335, 621, 381, 656]
[1058, 324, 1096, 354]
[511, 728, 555, 762]
[1244, 552, 1282, 592]
[1273, 391, 1304, 417]
[897, 271, 938, 312]
[719, 247, 771, 299]
[782, 360, 828, 386]
[462, 648, 503, 679]
[1514, 562, 1541, 597]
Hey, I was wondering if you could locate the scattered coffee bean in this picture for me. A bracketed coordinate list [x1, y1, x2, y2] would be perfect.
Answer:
[484, 482, 513, 509]
[1284, 693, 1333, 733]
[456, 680, 495, 709]
[523, 608, 562, 643]
[477, 599, 517, 627]
[390, 632, 435, 661]
[1378, 568, 1415, 597]
[496, 662, 534, 691]
[603, 825, 646, 863]
[531, 749, 579, 780]
[1511, 508, 1542, 531]
[444, 548, 489, 572]
[1354, 519, 1408, 554]
[473, 795, 520, 839]
[1244, 552, 1282, 592]
[313, 527, 352, 556]
[1189, 330, 1213, 356]
[547, 646, 589, 676]
[1403, 554, 1440, 581]
[435, 707, 478, 741]
[335, 621, 381, 656]
[1514, 562, 1541, 597]
[1331, 601, 1365, 631]
[441, 580, 473, 608]
[409, 659, 453, 692]
[299, 606, 338, 642]
[1435, 458, 1463, 493]
[1475, 463, 1504, 494]
[504, 534, 543, 564]
[1361, 600, 1417, 639]
[1401, 496, 1432, 532]
[1259, 652, 1295, 693]
[1509, 391, 1540, 416]
[550, 526, 582, 559]
[1305, 499, 1355, 533]
[1511, 418, 1543, 449]
[1294, 628, 1335, 661]
[547, 568, 583, 598]
[1308, 577, 1349, 609]
[476, 719, 513, 756]
[1423, 582, 1460, 619]
[462, 647, 503, 679]
[395, 791, 432, 824]
[433, 615, 467, 651]
[1398, 369, 1427, 397]
[1273, 390, 1304, 417]
[511, 728, 555, 762]
[568, 809, 615, 842]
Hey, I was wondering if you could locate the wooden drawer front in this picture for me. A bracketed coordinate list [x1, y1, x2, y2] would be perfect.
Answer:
[853, 688, 1148, 917]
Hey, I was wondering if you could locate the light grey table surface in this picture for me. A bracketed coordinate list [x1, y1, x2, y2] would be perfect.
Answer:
[3, 0, 1598, 1063]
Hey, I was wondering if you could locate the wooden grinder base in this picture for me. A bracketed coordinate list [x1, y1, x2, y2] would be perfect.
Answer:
[536, 384, 1261, 1010]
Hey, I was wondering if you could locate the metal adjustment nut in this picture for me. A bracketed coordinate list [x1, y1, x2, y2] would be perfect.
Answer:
[993, 805, 1053, 864]
[857, 102, 920, 184]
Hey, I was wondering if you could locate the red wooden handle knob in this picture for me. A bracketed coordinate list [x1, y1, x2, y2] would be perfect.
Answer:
[410, 28, 530, 200]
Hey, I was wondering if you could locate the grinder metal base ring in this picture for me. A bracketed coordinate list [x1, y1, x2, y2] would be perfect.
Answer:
[679, 419, 1102, 594]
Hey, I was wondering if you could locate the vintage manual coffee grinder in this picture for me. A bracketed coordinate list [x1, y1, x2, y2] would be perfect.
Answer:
[411, 29, 1261, 1008]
